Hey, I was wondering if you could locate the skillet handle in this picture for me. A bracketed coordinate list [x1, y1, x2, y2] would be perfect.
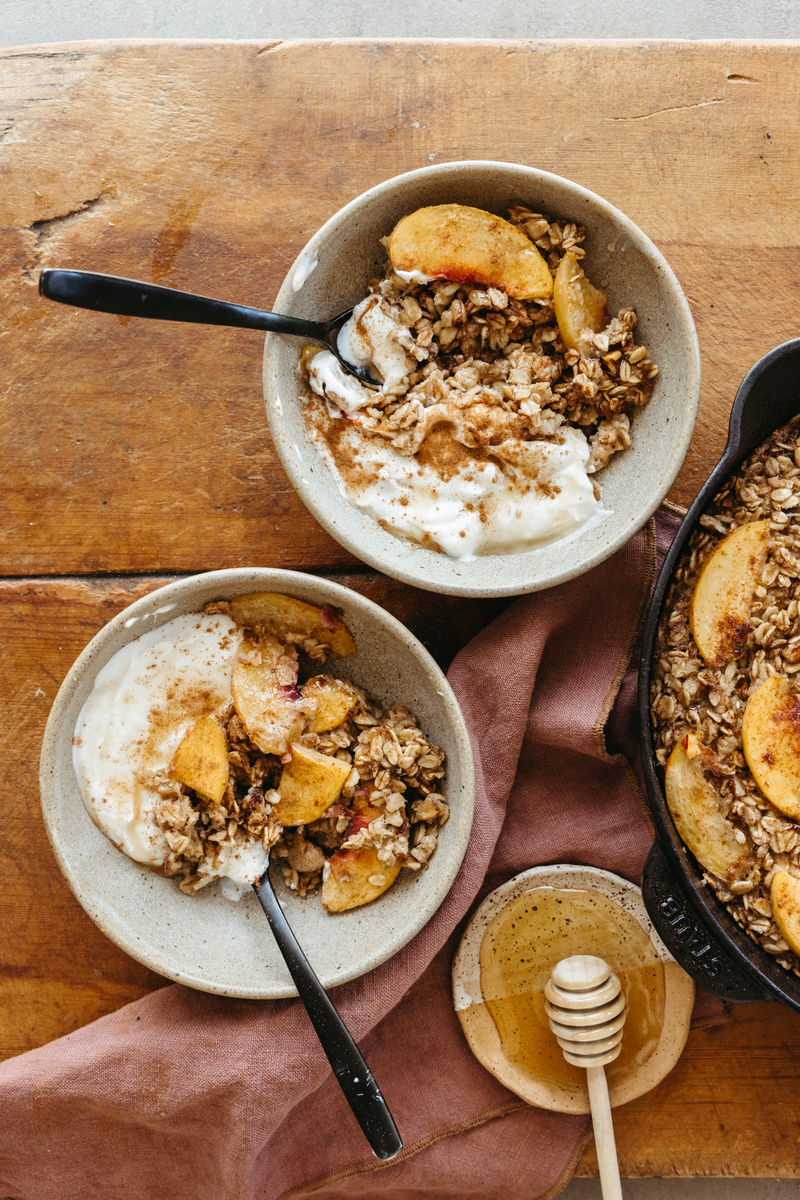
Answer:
[721, 336, 800, 466]
[641, 842, 770, 1003]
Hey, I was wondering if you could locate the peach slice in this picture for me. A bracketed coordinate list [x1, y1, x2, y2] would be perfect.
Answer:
[322, 848, 402, 912]
[230, 592, 356, 659]
[322, 792, 402, 911]
[301, 675, 356, 733]
[770, 870, 800, 955]
[553, 250, 608, 352]
[272, 743, 352, 826]
[388, 204, 553, 300]
[665, 732, 754, 880]
[689, 520, 770, 667]
[231, 636, 307, 756]
[170, 716, 228, 803]
[742, 675, 800, 819]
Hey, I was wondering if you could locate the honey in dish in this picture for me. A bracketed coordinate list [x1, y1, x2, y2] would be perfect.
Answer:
[478, 887, 665, 1091]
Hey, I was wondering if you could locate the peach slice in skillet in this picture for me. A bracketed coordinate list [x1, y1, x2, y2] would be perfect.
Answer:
[689, 520, 770, 667]
[665, 732, 754, 881]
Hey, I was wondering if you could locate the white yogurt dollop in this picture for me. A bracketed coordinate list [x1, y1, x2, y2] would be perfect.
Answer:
[307, 349, 371, 414]
[311, 423, 601, 560]
[337, 294, 420, 390]
[308, 294, 424, 414]
[72, 612, 269, 890]
[304, 283, 608, 559]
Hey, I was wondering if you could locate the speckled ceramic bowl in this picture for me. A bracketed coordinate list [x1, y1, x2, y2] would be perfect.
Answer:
[262, 161, 700, 598]
[39, 568, 475, 998]
[452, 864, 695, 1112]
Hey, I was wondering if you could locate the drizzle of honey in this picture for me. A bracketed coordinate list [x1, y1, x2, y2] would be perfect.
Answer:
[479, 887, 665, 1092]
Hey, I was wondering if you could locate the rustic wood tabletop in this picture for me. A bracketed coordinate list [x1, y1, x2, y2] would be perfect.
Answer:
[2, 38, 800, 1180]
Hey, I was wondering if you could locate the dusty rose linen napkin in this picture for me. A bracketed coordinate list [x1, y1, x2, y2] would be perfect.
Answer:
[0, 505, 722, 1200]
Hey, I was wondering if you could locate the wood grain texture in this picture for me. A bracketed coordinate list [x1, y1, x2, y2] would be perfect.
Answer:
[2, 38, 800, 1179]
[0, 577, 174, 1061]
[2, 41, 799, 573]
[577, 1001, 800, 1178]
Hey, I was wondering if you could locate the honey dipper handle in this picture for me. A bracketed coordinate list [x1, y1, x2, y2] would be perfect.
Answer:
[586, 1065, 623, 1200]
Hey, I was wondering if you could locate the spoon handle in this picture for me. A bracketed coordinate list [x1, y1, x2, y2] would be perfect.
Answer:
[39, 268, 325, 339]
[253, 871, 403, 1162]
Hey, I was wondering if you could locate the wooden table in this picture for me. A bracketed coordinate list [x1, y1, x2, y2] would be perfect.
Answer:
[3, 38, 800, 1180]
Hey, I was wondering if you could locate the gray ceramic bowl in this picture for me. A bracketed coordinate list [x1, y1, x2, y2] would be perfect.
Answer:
[39, 568, 475, 998]
[263, 161, 700, 598]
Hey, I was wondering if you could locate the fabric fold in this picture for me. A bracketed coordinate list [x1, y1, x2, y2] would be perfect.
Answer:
[0, 506, 721, 1200]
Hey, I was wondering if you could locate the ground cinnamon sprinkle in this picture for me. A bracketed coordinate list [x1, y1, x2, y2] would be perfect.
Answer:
[153, 601, 449, 907]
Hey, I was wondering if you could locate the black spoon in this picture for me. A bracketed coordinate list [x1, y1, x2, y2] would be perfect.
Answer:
[38, 268, 379, 386]
[253, 864, 403, 1161]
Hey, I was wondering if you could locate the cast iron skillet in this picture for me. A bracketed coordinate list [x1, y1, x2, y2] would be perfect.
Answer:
[638, 338, 800, 1013]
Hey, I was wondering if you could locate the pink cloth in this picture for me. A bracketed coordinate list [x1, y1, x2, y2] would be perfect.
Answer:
[0, 506, 722, 1200]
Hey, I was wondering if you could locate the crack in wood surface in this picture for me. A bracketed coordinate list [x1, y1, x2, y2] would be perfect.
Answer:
[608, 98, 725, 121]
[0, 50, 87, 61]
[22, 190, 115, 280]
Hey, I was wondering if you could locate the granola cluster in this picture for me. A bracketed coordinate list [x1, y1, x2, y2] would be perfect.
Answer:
[150, 606, 448, 902]
[338, 207, 658, 474]
[651, 419, 800, 974]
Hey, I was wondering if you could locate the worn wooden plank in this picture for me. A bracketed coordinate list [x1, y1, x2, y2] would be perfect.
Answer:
[577, 1001, 800, 1178]
[0, 577, 174, 1060]
[1, 41, 799, 574]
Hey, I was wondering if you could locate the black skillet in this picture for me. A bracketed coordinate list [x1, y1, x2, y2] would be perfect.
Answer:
[638, 337, 800, 1013]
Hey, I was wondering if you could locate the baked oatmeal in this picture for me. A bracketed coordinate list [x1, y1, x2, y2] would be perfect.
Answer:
[651, 417, 800, 973]
[303, 204, 659, 560]
[72, 592, 448, 912]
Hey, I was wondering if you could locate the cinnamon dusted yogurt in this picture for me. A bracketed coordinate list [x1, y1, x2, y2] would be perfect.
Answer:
[308, 411, 600, 560]
[72, 611, 269, 888]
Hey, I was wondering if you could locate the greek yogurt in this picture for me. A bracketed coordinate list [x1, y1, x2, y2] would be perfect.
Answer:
[72, 612, 269, 888]
[309, 420, 600, 560]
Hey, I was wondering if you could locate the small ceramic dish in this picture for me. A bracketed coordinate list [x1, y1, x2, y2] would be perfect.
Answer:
[39, 568, 475, 998]
[263, 160, 700, 598]
[452, 865, 695, 1113]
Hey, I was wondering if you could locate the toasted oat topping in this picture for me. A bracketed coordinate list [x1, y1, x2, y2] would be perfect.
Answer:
[151, 611, 448, 900]
[313, 210, 656, 474]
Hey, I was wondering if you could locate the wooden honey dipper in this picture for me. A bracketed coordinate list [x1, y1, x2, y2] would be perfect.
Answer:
[545, 955, 627, 1200]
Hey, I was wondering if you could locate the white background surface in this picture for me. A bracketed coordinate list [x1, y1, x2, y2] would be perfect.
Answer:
[3, 0, 800, 1195]
[1, 0, 799, 45]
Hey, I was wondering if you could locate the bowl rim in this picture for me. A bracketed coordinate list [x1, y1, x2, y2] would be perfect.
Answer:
[263, 159, 701, 598]
[39, 566, 476, 998]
